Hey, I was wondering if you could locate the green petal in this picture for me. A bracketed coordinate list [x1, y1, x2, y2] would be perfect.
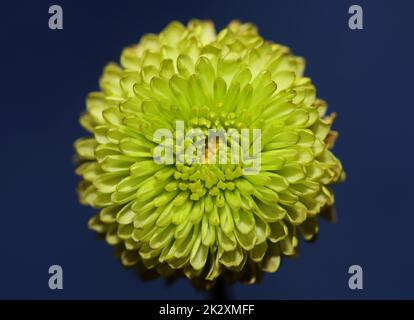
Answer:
[74, 138, 97, 160]
[273, 71, 295, 93]
[190, 239, 209, 270]
[259, 243, 281, 272]
[217, 228, 236, 251]
[93, 172, 128, 193]
[201, 215, 216, 246]
[233, 209, 255, 234]
[286, 201, 307, 225]
[99, 205, 120, 223]
[219, 203, 235, 234]
[250, 241, 268, 262]
[149, 224, 175, 249]
[269, 221, 288, 243]
[219, 245, 244, 268]
[116, 202, 135, 224]
[234, 227, 256, 250]
[300, 217, 319, 241]
[120, 250, 140, 266]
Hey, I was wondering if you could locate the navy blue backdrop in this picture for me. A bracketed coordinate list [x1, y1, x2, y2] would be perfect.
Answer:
[1, 0, 413, 299]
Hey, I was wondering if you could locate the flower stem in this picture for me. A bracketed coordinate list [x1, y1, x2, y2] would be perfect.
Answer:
[210, 276, 230, 300]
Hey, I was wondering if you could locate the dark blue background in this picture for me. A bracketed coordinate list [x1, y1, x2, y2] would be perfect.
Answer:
[1, 0, 413, 299]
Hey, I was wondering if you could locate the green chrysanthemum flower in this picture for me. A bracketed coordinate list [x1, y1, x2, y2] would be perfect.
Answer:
[75, 20, 344, 286]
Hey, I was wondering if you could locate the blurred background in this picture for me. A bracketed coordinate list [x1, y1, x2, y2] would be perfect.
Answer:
[1, 0, 413, 299]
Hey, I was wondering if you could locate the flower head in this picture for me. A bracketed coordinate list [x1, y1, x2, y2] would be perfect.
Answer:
[75, 20, 345, 286]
